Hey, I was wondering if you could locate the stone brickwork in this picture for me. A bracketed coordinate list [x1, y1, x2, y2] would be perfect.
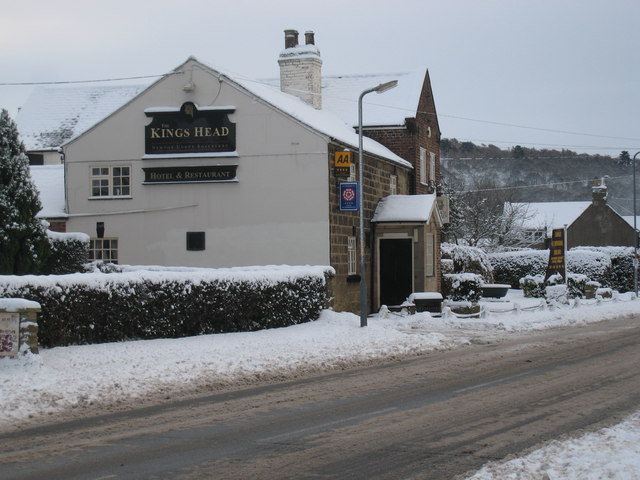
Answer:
[328, 143, 411, 313]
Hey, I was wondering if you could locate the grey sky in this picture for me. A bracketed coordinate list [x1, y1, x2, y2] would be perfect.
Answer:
[1, 0, 638, 156]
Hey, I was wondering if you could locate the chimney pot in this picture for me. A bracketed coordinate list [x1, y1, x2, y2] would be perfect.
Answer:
[305, 31, 315, 45]
[284, 29, 299, 49]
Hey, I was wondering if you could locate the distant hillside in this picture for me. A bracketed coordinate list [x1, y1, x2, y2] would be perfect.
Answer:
[440, 139, 635, 215]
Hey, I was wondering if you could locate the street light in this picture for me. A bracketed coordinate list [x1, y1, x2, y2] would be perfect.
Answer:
[358, 80, 398, 327]
[634, 152, 639, 295]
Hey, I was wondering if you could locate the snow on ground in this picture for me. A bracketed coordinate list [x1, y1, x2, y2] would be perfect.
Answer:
[1, 289, 640, 478]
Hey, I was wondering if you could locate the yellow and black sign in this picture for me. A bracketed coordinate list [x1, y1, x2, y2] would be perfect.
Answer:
[334, 151, 351, 176]
[545, 228, 566, 281]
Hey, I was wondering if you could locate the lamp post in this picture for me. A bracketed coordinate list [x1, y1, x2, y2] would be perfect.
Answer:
[358, 80, 398, 327]
[634, 152, 639, 295]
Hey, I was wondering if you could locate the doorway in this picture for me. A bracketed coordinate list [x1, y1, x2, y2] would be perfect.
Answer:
[378, 238, 413, 307]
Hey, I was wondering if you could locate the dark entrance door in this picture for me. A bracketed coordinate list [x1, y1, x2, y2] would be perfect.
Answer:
[379, 238, 413, 307]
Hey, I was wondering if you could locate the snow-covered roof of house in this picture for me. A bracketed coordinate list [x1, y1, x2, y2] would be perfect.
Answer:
[372, 194, 438, 223]
[321, 71, 426, 127]
[16, 58, 416, 168]
[17, 83, 149, 151]
[512, 201, 591, 234]
[29, 165, 66, 218]
[261, 70, 426, 128]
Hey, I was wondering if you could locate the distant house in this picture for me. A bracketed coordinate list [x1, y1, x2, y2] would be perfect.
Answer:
[514, 177, 637, 249]
[16, 29, 446, 313]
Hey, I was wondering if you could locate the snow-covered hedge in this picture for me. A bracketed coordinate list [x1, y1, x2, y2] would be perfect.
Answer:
[489, 247, 629, 290]
[41, 231, 90, 274]
[489, 250, 548, 288]
[441, 243, 493, 281]
[442, 273, 483, 303]
[572, 246, 635, 293]
[0, 265, 334, 347]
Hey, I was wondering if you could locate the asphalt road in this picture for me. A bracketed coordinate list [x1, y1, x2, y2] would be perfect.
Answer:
[1, 316, 639, 480]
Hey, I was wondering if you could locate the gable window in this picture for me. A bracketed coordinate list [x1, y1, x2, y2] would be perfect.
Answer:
[390, 175, 397, 195]
[419, 147, 427, 185]
[90, 166, 131, 198]
[187, 231, 206, 251]
[89, 238, 119, 264]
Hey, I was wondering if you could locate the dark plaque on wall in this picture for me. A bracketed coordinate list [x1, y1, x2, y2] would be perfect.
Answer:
[145, 102, 236, 155]
[143, 165, 238, 184]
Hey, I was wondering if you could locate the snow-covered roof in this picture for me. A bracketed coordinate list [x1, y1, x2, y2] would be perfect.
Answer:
[29, 165, 66, 218]
[372, 194, 438, 223]
[17, 84, 149, 151]
[261, 70, 426, 128]
[16, 58, 416, 168]
[513, 201, 591, 233]
[321, 71, 425, 127]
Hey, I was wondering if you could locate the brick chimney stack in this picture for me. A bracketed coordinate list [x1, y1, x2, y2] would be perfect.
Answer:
[592, 176, 608, 206]
[278, 29, 322, 109]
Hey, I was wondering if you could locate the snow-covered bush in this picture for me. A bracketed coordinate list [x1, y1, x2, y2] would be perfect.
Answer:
[0, 266, 334, 347]
[571, 246, 634, 292]
[441, 258, 454, 275]
[567, 249, 611, 286]
[490, 249, 548, 288]
[442, 273, 483, 303]
[41, 231, 90, 274]
[520, 274, 546, 298]
[520, 272, 589, 299]
[441, 242, 493, 281]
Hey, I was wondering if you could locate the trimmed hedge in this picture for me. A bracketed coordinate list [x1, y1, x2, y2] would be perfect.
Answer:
[490, 247, 634, 291]
[0, 266, 333, 347]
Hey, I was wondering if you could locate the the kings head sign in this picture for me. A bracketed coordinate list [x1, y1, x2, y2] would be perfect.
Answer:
[145, 102, 236, 155]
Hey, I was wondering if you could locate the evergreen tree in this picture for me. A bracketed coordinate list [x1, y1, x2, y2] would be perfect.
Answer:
[618, 150, 632, 167]
[0, 109, 48, 274]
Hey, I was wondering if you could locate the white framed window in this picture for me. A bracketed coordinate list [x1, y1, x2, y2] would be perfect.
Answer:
[429, 151, 436, 183]
[348, 163, 356, 182]
[347, 236, 357, 275]
[425, 233, 435, 277]
[89, 238, 119, 264]
[91, 166, 131, 198]
[419, 147, 427, 185]
[390, 175, 397, 195]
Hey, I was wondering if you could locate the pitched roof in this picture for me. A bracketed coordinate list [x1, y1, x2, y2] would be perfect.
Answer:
[321, 71, 426, 127]
[512, 201, 591, 234]
[372, 194, 438, 223]
[17, 83, 149, 151]
[16, 58, 423, 168]
[260, 70, 426, 128]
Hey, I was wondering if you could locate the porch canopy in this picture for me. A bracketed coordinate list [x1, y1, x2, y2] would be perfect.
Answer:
[372, 194, 440, 224]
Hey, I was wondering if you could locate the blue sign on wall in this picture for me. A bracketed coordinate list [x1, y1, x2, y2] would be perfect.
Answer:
[340, 182, 359, 211]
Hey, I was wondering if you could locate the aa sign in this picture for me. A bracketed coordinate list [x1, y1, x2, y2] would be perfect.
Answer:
[334, 151, 351, 176]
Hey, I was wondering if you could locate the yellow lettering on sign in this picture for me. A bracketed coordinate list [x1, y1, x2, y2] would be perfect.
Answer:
[334, 151, 352, 167]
